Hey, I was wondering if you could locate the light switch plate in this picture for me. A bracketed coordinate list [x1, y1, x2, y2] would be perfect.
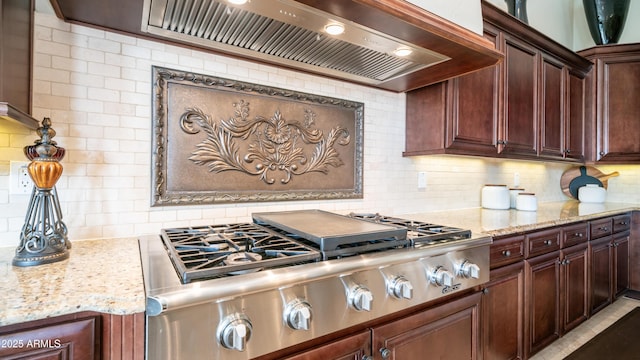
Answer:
[418, 171, 427, 189]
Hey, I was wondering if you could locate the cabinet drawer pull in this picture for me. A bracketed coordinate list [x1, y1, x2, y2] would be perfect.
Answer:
[574, 232, 583, 237]
[618, 221, 629, 226]
[502, 250, 511, 257]
[543, 240, 553, 246]
[598, 226, 609, 232]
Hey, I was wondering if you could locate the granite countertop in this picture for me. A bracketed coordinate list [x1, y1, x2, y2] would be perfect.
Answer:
[0, 237, 145, 327]
[0, 201, 637, 328]
[404, 201, 638, 237]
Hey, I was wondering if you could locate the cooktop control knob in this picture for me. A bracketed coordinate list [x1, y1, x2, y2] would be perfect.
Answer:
[284, 299, 313, 330]
[427, 266, 454, 287]
[217, 313, 253, 352]
[349, 285, 373, 311]
[388, 276, 413, 299]
[456, 260, 481, 279]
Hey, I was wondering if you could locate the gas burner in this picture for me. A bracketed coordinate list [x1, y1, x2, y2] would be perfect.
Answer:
[161, 223, 321, 283]
[224, 252, 264, 275]
[348, 213, 471, 246]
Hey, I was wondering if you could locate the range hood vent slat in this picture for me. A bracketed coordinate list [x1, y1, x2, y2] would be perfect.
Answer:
[144, 0, 453, 84]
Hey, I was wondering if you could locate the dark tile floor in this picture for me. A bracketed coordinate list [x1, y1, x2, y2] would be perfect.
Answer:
[530, 296, 640, 359]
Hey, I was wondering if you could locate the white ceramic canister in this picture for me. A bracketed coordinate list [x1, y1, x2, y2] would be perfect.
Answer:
[516, 192, 537, 212]
[509, 188, 525, 208]
[578, 184, 607, 203]
[482, 184, 510, 210]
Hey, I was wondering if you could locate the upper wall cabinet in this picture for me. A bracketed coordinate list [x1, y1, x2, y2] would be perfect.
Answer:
[404, 2, 592, 162]
[0, 0, 39, 129]
[579, 44, 640, 163]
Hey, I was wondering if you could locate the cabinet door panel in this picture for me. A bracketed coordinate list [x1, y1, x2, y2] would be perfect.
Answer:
[502, 37, 538, 157]
[561, 244, 588, 334]
[0, 317, 97, 359]
[373, 293, 481, 360]
[483, 262, 524, 360]
[449, 65, 499, 153]
[283, 330, 371, 360]
[525, 251, 560, 357]
[614, 232, 630, 298]
[566, 73, 585, 161]
[598, 60, 640, 161]
[590, 236, 613, 314]
[539, 56, 565, 158]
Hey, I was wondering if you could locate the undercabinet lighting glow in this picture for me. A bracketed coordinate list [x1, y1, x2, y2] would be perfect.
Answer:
[227, 0, 248, 4]
[324, 23, 345, 35]
[394, 48, 413, 57]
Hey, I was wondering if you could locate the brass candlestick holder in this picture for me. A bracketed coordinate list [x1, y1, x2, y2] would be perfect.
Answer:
[13, 118, 70, 267]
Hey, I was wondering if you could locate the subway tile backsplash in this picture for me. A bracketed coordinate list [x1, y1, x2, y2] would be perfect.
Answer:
[0, 12, 639, 247]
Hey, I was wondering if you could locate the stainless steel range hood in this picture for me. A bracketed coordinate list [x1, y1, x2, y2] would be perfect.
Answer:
[139, 0, 502, 92]
[142, 0, 448, 85]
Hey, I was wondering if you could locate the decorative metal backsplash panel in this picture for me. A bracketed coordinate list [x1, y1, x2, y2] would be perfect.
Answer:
[151, 66, 363, 206]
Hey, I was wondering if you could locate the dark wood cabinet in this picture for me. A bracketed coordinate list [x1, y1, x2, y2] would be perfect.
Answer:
[566, 71, 586, 161]
[613, 231, 630, 299]
[524, 250, 561, 357]
[283, 330, 371, 360]
[0, 0, 32, 112]
[372, 292, 481, 360]
[500, 34, 538, 158]
[0, 0, 39, 128]
[482, 262, 525, 360]
[403, 2, 591, 162]
[0, 316, 97, 359]
[404, 23, 501, 158]
[629, 212, 640, 291]
[560, 242, 589, 334]
[589, 235, 613, 314]
[0, 311, 145, 360]
[485, 224, 590, 359]
[539, 54, 564, 159]
[580, 43, 640, 163]
[589, 215, 631, 315]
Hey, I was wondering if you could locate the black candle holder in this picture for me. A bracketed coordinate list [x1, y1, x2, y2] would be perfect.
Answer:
[13, 118, 70, 267]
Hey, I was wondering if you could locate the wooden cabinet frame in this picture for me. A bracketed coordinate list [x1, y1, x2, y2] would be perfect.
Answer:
[404, 2, 591, 162]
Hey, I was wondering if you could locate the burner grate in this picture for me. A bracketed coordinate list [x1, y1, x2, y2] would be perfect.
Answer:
[161, 223, 321, 283]
[348, 213, 471, 246]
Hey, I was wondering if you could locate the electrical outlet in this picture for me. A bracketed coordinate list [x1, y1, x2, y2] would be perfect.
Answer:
[10, 161, 33, 195]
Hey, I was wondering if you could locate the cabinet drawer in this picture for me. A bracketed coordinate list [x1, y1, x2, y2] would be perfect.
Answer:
[590, 218, 612, 239]
[613, 214, 631, 233]
[526, 229, 560, 258]
[561, 223, 588, 248]
[491, 235, 525, 268]
[0, 317, 97, 358]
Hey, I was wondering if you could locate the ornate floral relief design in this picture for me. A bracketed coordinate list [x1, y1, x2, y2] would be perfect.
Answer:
[150, 66, 363, 206]
[179, 101, 351, 185]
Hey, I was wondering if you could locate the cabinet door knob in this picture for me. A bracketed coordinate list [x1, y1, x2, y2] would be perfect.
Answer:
[380, 347, 392, 359]
[502, 250, 511, 257]
[362, 356, 374, 360]
[544, 239, 553, 246]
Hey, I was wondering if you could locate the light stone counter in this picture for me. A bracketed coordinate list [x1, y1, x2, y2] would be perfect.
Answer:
[403, 201, 639, 237]
[0, 237, 145, 327]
